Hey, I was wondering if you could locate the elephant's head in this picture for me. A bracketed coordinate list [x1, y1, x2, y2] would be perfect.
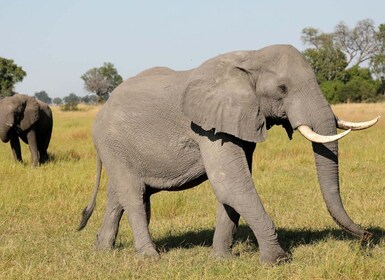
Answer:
[0, 94, 40, 142]
[182, 44, 379, 240]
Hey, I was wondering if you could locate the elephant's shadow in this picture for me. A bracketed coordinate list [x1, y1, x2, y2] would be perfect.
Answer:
[153, 225, 385, 255]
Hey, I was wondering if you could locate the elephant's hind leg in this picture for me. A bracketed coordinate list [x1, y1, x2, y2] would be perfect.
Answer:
[96, 182, 124, 250]
[113, 171, 159, 259]
[211, 203, 239, 258]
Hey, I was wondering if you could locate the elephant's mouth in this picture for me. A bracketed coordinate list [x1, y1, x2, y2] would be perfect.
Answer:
[266, 118, 293, 140]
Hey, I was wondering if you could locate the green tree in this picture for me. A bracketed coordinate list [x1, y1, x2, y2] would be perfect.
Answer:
[342, 76, 377, 102]
[34, 90, 52, 104]
[53, 97, 63, 105]
[62, 93, 80, 111]
[303, 47, 347, 82]
[81, 94, 99, 104]
[81, 62, 123, 102]
[302, 19, 384, 69]
[320, 80, 346, 104]
[301, 19, 384, 103]
[0, 57, 26, 98]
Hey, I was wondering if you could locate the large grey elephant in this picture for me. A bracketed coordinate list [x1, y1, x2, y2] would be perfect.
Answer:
[0, 94, 53, 166]
[78, 45, 379, 264]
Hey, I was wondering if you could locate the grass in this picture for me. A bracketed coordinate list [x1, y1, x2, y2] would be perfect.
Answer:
[0, 103, 385, 279]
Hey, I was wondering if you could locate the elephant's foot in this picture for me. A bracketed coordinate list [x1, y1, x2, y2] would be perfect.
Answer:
[95, 233, 116, 250]
[259, 245, 290, 265]
[210, 247, 233, 259]
[135, 243, 160, 260]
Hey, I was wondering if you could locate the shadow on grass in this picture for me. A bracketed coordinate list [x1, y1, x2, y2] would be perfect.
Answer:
[154, 225, 385, 254]
[46, 150, 82, 163]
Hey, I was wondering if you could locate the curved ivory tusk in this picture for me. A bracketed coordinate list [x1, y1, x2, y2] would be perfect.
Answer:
[336, 116, 381, 130]
[297, 125, 351, 143]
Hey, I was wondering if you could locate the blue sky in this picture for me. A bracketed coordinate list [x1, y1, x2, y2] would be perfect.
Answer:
[1, 0, 384, 98]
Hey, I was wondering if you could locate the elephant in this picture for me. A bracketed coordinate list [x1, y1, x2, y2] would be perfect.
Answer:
[78, 45, 379, 264]
[0, 94, 53, 166]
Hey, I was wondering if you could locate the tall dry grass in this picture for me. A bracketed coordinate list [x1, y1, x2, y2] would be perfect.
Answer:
[0, 103, 384, 279]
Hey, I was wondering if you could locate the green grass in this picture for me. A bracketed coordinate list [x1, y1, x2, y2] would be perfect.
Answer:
[1, 103, 384, 279]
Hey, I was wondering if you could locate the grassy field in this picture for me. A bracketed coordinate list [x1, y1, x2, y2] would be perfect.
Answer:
[0, 103, 384, 279]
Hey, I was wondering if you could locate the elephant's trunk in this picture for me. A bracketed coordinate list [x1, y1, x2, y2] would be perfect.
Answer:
[287, 81, 372, 240]
[311, 114, 372, 240]
[0, 113, 14, 142]
[0, 124, 11, 142]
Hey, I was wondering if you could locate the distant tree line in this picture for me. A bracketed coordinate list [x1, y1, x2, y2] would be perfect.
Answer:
[0, 58, 122, 111]
[1, 19, 384, 104]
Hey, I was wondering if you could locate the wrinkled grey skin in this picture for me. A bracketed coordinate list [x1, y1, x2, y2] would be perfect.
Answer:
[79, 45, 372, 264]
[0, 94, 53, 166]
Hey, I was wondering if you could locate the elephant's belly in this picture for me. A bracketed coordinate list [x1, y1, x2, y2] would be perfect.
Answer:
[140, 137, 206, 190]
[97, 128, 206, 190]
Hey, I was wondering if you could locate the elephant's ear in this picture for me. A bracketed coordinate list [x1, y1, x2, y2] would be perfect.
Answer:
[181, 57, 267, 143]
[20, 97, 40, 131]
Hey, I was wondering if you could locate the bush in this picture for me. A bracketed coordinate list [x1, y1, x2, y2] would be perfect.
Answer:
[321, 74, 380, 103]
[342, 76, 377, 102]
[61, 102, 79, 111]
[320, 80, 347, 104]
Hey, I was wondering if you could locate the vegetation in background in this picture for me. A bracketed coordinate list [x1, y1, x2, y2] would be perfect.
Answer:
[302, 19, 385, 103]
[0, 57, 26, 98]
[34, 90, 52, 104]
[81, 62, 123, 102]
[62, 93, 80, 111]
[52, 97, 63, 105]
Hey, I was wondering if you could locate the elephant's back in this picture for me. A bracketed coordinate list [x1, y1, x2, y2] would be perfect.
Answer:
[101, 68, 190, 128]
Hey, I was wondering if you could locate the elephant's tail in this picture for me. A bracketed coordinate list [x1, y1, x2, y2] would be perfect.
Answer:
[77, 155, 102, 231]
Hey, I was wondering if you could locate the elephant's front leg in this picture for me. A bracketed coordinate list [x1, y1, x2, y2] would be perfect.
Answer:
[200, 137, 288, 264]
[10, 131, 22, 162]
[211, 203, 239, 258]
[26, 129, 39, 166]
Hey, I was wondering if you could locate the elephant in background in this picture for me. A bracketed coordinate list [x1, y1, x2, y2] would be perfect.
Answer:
[78, 45, 379, 264]
[0, 94, 53, 166]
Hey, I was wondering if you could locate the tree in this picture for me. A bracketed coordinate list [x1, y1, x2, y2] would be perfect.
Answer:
[34, 90, 52, 104]
[301, 19, 385, 103]
[320, 80, 346, 104]
[334, 19, 381, 67]
[53, 97, 63, 105]
[303, 47, 347, 82]
[81, 62, 123, 102]
[303, 19, 384, 70]
[301, 27, 334, 49]
[81, 94, 99, 104]
[370, 23, 385, 92]
[62, 93, 80, 111]
[0, 57, 26, 98]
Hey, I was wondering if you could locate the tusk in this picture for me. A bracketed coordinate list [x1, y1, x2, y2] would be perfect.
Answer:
[297, 125, 351, 143]
[336, 116, 381, 130]
[5, 123, 13, 128]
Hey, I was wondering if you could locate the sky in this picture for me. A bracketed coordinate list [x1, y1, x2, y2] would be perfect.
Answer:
[1, 0, 385, 99]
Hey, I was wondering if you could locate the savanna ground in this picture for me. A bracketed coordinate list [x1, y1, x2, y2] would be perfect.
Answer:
[0, 103, 384, 279]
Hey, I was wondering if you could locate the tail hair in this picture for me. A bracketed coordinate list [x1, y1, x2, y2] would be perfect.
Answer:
[77, 155, 102, 231]
[77, 205, 95, 231]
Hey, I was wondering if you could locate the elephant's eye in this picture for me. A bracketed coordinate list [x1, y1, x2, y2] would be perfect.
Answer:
[278, 84, 287, 95]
